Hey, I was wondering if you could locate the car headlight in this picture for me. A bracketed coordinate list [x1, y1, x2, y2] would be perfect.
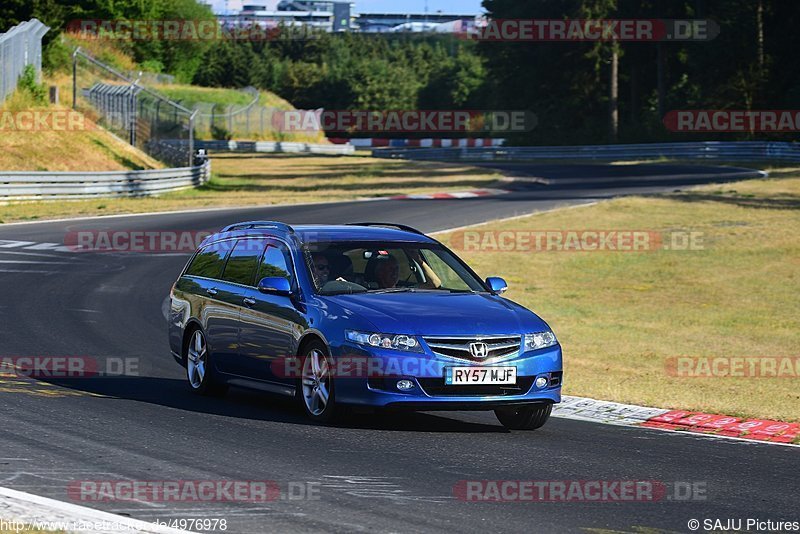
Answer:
[345, 330, 424, 353]
[524, 331, 558, 351]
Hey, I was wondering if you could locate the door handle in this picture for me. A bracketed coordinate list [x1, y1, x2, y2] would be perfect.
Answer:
[206, 288, 218, 296]
[243, 297, 256, 307]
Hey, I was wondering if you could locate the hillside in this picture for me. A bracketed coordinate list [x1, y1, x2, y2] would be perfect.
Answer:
[0, 89, 162, 172]
[0, 33, 325, 173]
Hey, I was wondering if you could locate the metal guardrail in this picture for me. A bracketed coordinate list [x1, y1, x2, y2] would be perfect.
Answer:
[374, 141, 800, 163]
[191, 140, 355, 155]
[0, 161, 211, 201]
[0, 19, 49, 104]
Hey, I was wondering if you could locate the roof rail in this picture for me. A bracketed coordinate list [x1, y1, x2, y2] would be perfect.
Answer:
[346, 222, 425, 236]
[221, 221, 295, 233]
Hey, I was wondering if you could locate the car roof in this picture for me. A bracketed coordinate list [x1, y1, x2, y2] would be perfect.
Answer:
[294, 225, 437, 243]
[206, 224, 437, 246]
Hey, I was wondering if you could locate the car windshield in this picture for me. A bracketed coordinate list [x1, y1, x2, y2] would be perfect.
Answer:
[304, 242, 487, 295]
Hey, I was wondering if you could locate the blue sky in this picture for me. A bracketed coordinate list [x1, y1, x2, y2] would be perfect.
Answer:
[353, 0, 484, 14]
[207, 1, 485, 15]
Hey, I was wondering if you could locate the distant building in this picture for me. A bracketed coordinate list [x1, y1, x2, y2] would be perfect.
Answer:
[355, 12, 479, 33]
[209, 1, 481, 34]
[217, 0, 355, 33]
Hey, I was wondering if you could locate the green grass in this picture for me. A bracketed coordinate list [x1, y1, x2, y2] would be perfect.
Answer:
[156, 85, 255, 107]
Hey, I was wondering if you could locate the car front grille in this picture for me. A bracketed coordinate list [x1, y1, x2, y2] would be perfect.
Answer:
[423, 335, 521, 362]
[417, 376, 535, 397]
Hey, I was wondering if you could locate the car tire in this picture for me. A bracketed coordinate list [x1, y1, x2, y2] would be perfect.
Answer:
[494, 403, 552, 430]
[185, 328, 227, 397]
[297, 340, 341, 423]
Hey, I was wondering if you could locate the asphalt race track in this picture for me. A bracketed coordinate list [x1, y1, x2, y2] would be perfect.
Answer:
[0, 162, 796, 533]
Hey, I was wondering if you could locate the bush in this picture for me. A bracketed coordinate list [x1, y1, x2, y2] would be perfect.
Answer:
[17, 65, 48, 105]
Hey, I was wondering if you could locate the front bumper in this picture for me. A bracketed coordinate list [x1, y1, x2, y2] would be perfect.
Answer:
[332, 342, 562, 409]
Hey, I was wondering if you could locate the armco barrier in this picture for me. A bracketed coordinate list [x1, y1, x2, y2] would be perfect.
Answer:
[330, 138, 506, 149]
[373, 141, 800, 163]
[192, 140, 355, 155]
[0, 161, 210, 201]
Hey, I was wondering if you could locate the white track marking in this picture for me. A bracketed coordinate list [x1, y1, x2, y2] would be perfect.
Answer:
[23, 242, 77, 252]
[0, 240, 35, 248]
[0, 486, 192, 533]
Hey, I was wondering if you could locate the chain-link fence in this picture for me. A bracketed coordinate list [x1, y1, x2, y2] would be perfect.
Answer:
[170, 87, 323, 143]
[0, 19, 49, 105]
[72, 48, 195, 167]
[189, 87, 262, 140]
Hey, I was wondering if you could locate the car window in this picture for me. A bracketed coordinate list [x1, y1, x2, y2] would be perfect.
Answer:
[221, 239, 266, 286]
[305, 242, 486, 294]
[185, 242, 230, 280]
[420, 249, 472, 291]
[258, 243, 292, 283]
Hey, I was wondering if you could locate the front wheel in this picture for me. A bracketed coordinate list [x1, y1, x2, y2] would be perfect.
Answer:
[297, 341, 341, 423]
[185, 329, 227, 396]
[495, 403, 552, 430]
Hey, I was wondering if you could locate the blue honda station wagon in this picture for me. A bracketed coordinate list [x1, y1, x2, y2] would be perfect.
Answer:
[168, 221, 562, 430]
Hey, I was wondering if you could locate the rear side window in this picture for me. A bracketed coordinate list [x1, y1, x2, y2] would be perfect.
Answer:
[258, 244, 292, 283]
[222, 239, 266, 286]
[185, 243, 229, 280]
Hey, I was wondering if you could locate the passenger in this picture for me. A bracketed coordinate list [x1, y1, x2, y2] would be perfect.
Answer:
[311, 253, 330, 285]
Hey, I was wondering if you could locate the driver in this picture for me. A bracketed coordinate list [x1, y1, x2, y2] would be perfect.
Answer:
[373, 251, 442, 289]
[374, 255, 400, 289]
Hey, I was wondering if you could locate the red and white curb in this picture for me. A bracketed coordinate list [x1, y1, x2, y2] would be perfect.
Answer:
[388, 188, 510, 200]
[554, 396, 800, 447]
[0, 486, 192, 533]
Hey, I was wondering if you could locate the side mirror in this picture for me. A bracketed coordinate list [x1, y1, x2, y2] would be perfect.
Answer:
[485, 277, 508, 294]
[257, 277, 292, 297]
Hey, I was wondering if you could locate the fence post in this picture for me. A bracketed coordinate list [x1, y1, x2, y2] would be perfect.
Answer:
[72, 47, 79, 109]
[189, 110, 197, 167]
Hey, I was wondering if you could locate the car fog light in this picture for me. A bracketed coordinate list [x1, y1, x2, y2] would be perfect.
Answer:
[396, 380, 415, 391]
[535, 376, 549, 389]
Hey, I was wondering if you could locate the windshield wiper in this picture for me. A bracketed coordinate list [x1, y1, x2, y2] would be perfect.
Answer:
[321, 288, 368, 295]
[367, 287, 416, 294]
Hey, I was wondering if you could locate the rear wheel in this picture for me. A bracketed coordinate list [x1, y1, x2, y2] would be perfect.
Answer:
[297, 341, 340, 423]
[495, 403, 552, 430]
[185, 329, 227, 396]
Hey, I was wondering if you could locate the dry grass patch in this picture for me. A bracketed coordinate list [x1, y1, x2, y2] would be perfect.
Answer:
[437, 175, 800, 423]
[0, 153, 501, 223]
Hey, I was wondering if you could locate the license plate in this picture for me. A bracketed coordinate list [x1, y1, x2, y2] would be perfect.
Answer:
[444, 366, 517, 385]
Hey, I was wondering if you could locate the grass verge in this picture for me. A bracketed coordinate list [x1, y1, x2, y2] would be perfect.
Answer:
[0, 153, 502, 223]
[0, 90, 161, 172]
[0, 523, 64, 534]
[437, 174, 800, 424]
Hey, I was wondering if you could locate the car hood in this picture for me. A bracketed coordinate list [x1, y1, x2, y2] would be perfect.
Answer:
[324, 291, 550, 336]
